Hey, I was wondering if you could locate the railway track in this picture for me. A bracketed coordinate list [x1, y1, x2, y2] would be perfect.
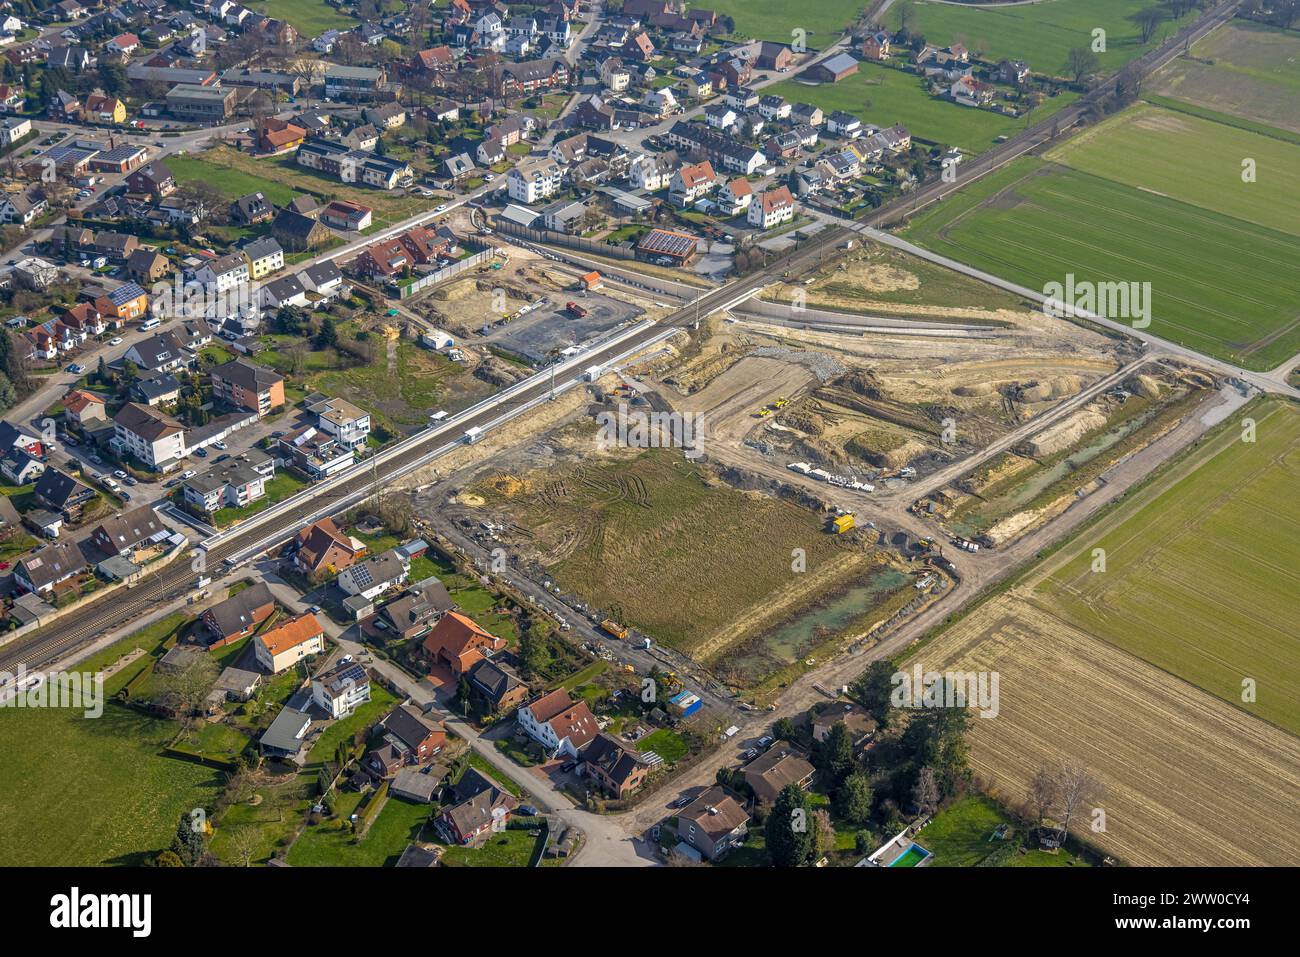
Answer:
[3, 1, 1240, 675]
[0, 226, 848, 674]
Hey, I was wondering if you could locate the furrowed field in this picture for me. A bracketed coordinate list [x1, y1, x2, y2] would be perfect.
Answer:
[892, 0, 1197, 77]
[905, 400, 1300, 865]
[1044, 103, 1300, 239]
[1149, 20, 1300, 135]
[768, 62, 1078, 154]
[902, 156, 1300, 369]
[1034, 398, 1300, 734]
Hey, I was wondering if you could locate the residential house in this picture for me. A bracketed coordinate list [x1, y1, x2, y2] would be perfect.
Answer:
[742, 740, 814, 802]
[372, 576, 453, 642]
[677, 786, 749, 860]
[33, 467, 96, 521]
[180, 450, 274, 513]
[210, 358, 285, 416]
[292, 517, 364, 576]
[126, 248, 170, 284]
[517, 687, 598, 758]
[62, 388, 107, 428]
[465, 657, 527, 715]
[314, 397, 370, 449]
[421, 610, 505, 677]
[229, 191, 273, 227]
[125, 161, 176, 199]
[337, 548, 409, 601]
[253, 612, 326, 673]
[311, 660, 371, 719]
[507, 156, 562, 204]
[320, 200, 373, 232]
[669, 160, 718, 207]
[717, 177, 753, 216]
[276, 424, 354, 479]
[200, 580, 276, 648]
[111, 402, 186, 470]
[89, 504, 166, 558]
[366, 703, 446, 775]
[748, 184, 795, 229]
[124, 331, 188, 374]
[13, 542, 87, 595]
[861, 30, 891, 61]
[582, 733, 647, 797]
[240, 236, 283, 279]
[83, 92, 126, 124]
[0, 448, 44, 486]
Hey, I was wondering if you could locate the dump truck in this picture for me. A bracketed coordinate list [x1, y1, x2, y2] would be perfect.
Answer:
[565, 301, 588, 318]
[600, 619, 628, 640]
[830, 514, 856, 534]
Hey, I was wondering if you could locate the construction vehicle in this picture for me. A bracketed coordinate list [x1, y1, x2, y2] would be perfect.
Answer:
[830, 514, 855, 534]
[565, 301, 588, 318]
[773, 396, 789, 408]
[600, 619, 628, 640]
[754, 408, 771, 418]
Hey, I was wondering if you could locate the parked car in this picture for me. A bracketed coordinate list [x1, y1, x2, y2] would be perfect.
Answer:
[124, 476, 138, 486]
[757, 735, 774, 749]
[669, 796, 692, 810]
[179, 469, 196, 480]
[560, 761, 577, 773]
[434, 204, 447, 213]
[517, 805, 539, 817]
[742, 748, 759, 761]
[212, 440, 226, 450]
[108, 336, 123, 346]
[194, 447, 207, 457]
[113, 469, 127, 479]
[65, 363, 85, 374]
[119, 491, 131, 501]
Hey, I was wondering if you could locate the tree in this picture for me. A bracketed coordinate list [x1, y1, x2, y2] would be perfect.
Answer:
[170, 811, 209, 866]
[224, 826, 259, 867]
[177, 180, 227, 229]
[316, 315, 339, 349]
[1054, 760, 1104, 841]
[1132, 7, 1165, 43]
[518, 619, 553, 678]
[817, 720, 855, 785]
[773, 716, 795, 742]
[811, 808, 836, 859]
[850, 658, 896, 727]
[767, 783, 815, 867]
[912, 766, 940, 817]
[835, 771, 874, 827]
[1064, 46, 1099, 84]
[1028, 766, 1060, 827]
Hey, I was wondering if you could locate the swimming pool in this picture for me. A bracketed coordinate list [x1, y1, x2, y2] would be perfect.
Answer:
[889, 844, 932, 867]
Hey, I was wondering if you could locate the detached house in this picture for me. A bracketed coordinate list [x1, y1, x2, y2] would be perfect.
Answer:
[292, 517, 365, 576]
[14, 543, 87, 595]
[254, 612, 326, 674]
[420, 610, 504, 676]
[336, 548, 409, 601]
[748, 184, 795, 229]
[89, 504, 166, 558]
[210, 358, 285, 416]
[311, 660, 371, 719]
[201, 581, 276, 648]
[517, 687, 598, 758]
[439, 767, 517, 845]
[582, 732, 648, 797]
[669, 160, 718, 207]
[365, 703, 446, 776]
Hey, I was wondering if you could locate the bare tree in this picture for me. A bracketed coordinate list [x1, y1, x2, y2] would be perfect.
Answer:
[1027, 766, 1060, 827]
[1132, 7, 1166, 44]
[912, 766, 940, 817]
[224, 826, 260, 867]
[1054, 760, 1104, 841]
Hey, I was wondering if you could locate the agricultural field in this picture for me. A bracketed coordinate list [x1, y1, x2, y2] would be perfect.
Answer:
[0, 614, 222, 867]
[1033, 398, 1300, 734]
[902, 156, 1300, 370]
[1149, 20, 1300, 134]
[705, 0, 866, 45]
[463, 448, 915, 687]
[907, 400, 1300, 866]
[248, 0, 357, 36]
[768, 61, 1079, 154]
[892, 0, 1197, 77]
[1044, 102, 1300, 239]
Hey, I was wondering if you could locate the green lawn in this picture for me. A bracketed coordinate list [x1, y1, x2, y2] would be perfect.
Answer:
[0, 613, 223, 866]
[439, 826, 543, 867]
[902, 156, 1300, 370]
[461, 753, 523, 798]
[248, 0, 357, 35]
[705, 0, 865, 45]
[768, 61, 1078, 153]
[921, 795, 1088, 867]
[892, 0, 1197, 78]
[167, 154, 302, 207]
[1045, 102, 1300, 239]
[307, 684, 400, 765]
[287, 794, 432, 867]
[635, 729, 689, 764]
[1035, 399, 1300, 735]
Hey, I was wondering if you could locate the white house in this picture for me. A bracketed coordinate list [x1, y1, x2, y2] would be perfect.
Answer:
[336, 549, 410, 601]
[112, 402, 186, 470]
[315, 397, 371, 450]
[516, 688, 599, 758]
[748, 185, 796, 229]
[194, 251, 249, 294]
[311, 660, 371, 719]
[506, 157, 562, 204]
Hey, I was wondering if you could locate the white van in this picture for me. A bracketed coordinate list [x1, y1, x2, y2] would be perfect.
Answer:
[139, 317, 161, 331]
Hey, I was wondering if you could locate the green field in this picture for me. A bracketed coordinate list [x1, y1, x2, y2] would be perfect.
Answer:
[249, 0, 357, 35]
[705, 0, 866, 45]
[1150, 21, 1300, 134]
[903, 156, 1300, 369]
[287, 794, 432, 867]
[0, 614, 221, 866]
[893, 0, 1196, 77]
[768, 61, 1078, 153]
[167, 154, 302, 207]
[1045, 102, 1300, 239]
[1034, 398, 1300, 734]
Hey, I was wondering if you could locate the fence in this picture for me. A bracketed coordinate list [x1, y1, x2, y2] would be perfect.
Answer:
[493, 219, 637, 261]
[393, 246, 496, 299]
